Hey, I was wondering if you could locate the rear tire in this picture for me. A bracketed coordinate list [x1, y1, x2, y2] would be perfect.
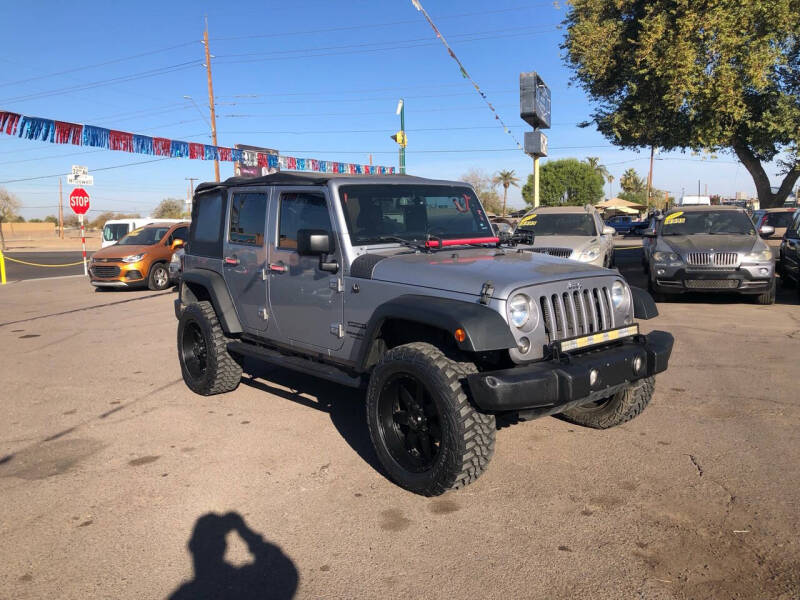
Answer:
[366, 342, 495, 496]
[148, 262, 170, 291]
[560, 377, 655, 429]
[178, 301, 242, 395]
[754, 277, 776, 305]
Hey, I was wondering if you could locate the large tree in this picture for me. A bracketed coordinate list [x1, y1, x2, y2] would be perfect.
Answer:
[0, 187, 21, 251]
[563, 0, 800, 208]
[461, 168, 503, 214]
[153, 198, 185, 219]
[522, 158, 605, 206]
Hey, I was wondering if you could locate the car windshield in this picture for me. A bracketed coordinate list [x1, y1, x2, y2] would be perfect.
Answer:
[102, 223, 129, 242]
[339, 185, 493, 246]
[660, 211, 755, 236]
[118, 226, 170, 245]
[517, 213, 597, 236]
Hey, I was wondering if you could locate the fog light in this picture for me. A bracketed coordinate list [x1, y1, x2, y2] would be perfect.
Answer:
[656, 269, 665, 275]
[633, 356, 643, 374]
[589, 369, 599, 386]
[759, 268, 768, 275]
[517, 337, 530, 354]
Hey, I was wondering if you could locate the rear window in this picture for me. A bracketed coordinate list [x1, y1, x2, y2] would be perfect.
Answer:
[765, 212, 794, 228]
[103, 223, 129, 242]
[190, 192, 226, 258]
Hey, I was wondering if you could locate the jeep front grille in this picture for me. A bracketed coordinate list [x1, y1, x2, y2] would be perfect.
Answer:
[531, 247, 572, 259]
[539, 286, 615, 342]
[686, 252, 738, 267]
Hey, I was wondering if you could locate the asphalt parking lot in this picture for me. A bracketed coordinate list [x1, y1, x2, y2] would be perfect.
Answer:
[1, 248, 799, 599]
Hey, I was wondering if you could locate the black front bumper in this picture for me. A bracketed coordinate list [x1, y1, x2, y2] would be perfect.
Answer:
[466, 331, 674, 413]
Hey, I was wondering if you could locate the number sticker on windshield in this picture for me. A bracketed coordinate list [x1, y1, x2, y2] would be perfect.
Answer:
[518, 213, 537, 227]
[664, 212, 685, 225]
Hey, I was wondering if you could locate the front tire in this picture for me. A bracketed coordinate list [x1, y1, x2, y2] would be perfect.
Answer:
[366, 342, 495, 496]
[148, 262, 170, 291]
[754, 277, 776, 305]
[560, 377, 655, 429]
[178, 301, 242, 395]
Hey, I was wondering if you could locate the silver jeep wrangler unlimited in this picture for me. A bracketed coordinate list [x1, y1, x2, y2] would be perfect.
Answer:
[175, 173, 674, 496]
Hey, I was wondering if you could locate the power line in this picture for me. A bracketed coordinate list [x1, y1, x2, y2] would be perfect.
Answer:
[223, 105, 520, 118]
[0, 41, 197, 89]
[0, 157, 175, 185]
[210, 4, 556, 42]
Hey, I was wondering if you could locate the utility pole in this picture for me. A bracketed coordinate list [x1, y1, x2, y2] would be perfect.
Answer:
[698, 179, 701, 197]
[58, 177, 64, 239]
[399, 99, 406, 175]
[202, 18, 220, 182]
[645, 146, 655, 209]
[185, 177, 198, 216]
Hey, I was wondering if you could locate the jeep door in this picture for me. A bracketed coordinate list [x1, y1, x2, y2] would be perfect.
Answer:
[222, 188, 269, 334]
[782, 211, 800, 283]
[267, 187, 344, 351]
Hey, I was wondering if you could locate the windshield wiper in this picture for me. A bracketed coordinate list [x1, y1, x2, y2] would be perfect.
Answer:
[374, 236, 430, 252]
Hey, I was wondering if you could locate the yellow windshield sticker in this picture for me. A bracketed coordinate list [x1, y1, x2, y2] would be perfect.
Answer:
[518, 213, 537, 227]
[664, 211, 685, 225]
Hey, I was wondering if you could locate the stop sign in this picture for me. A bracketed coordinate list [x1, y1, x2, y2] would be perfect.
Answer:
[69, 188, 90, 215]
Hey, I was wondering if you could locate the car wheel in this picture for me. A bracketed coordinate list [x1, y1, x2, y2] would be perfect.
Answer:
[754, 277, 776, 305]
[177, 301, 242, 395]
[366, 342, 495, 496]
[148, 263, 170, 291]
[560, 377, 655, 429]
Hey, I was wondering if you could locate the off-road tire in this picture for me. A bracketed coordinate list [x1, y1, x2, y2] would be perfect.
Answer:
[366, 342, 495, 496]
[560, 376, 655, 429]
[754, 277, 776, 305]
[148, 262, 170, 291]
[178, 301, 242, 395]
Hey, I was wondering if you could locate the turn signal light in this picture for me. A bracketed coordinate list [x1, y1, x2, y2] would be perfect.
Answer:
[454, 328, 466, 343]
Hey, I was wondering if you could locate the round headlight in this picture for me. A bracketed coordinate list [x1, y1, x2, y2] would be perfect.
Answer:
[508, 294, 531, 328]
[611, 280, 630, 309]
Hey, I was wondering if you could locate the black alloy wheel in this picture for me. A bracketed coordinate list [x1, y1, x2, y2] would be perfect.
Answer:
[181, 321, 208, 380]
[376, 373, 442, 472]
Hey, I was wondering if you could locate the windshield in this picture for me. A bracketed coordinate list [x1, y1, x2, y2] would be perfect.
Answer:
[102, 223, 130, 242]
[118, 226, 170, 246]
[517, 213, 597, 236]
[660, 211, 756, 236]
[339, 185, 493, 246]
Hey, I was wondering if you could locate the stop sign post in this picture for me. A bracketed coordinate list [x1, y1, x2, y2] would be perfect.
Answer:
[69, 188, 90, 276]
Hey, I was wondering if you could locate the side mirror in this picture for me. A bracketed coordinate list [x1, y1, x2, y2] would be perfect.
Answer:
[171, 239, 185, 250]
[759, 225, 775, 238]
[602, 225, 616, 236]
[297, 229, 335, 255]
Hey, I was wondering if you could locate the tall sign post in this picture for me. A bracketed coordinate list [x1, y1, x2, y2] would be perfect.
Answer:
[69, 188, 90, 276]
[391, 99, 407, 175]
[520, 72, 551, 207]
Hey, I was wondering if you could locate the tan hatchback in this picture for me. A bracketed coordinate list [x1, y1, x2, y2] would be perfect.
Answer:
[89, 221, 189, 290]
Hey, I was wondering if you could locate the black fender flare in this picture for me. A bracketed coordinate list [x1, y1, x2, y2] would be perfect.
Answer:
[630, 286, 659, 320]
[358, 295, 516, 369]
[180, 268, 243, 335]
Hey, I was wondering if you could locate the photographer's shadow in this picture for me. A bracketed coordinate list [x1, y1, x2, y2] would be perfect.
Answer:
[168, 512, 298, 600]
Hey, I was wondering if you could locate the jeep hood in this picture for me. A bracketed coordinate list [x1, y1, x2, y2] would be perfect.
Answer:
[92, 244, 152, 259]
[365, 248, 610, 299]
[659, 234, 762, 255]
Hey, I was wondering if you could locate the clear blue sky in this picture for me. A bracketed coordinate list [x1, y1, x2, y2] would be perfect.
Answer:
[0, 0, 769, 219]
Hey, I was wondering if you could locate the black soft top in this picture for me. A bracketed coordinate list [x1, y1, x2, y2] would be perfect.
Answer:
[194, 172, 431, 194]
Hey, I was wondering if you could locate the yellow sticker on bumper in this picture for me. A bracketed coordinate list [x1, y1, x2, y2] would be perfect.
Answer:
[558, 325, 640, 352]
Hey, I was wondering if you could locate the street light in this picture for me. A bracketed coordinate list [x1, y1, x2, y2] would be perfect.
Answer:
[393, 99, 406, 175]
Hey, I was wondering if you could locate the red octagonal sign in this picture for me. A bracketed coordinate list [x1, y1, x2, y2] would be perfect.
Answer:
[69, 188, 90, 215]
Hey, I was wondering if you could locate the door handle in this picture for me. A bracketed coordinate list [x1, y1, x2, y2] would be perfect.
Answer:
[224, 256, 239, 266]
[268, 262, 287, 273]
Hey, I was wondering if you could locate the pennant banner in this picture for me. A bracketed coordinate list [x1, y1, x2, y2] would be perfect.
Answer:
[0, 107, 396, 175]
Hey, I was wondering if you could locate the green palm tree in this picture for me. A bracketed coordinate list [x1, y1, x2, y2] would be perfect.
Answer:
[607, 173, 615, 199]
[586, 156, 609, 179]
[492, 169, 520, 217]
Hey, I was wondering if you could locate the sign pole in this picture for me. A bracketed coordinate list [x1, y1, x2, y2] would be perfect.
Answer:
[533, 157, 540, 208]
[80, 214, 87, 276]
[58, 177, 64, 239]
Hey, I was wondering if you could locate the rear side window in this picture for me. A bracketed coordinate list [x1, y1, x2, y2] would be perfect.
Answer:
[229, 192, 267, 246]
[278, 192, 331, 249]
[190, 192, 225, 258]
[766, 212, 794, 228]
